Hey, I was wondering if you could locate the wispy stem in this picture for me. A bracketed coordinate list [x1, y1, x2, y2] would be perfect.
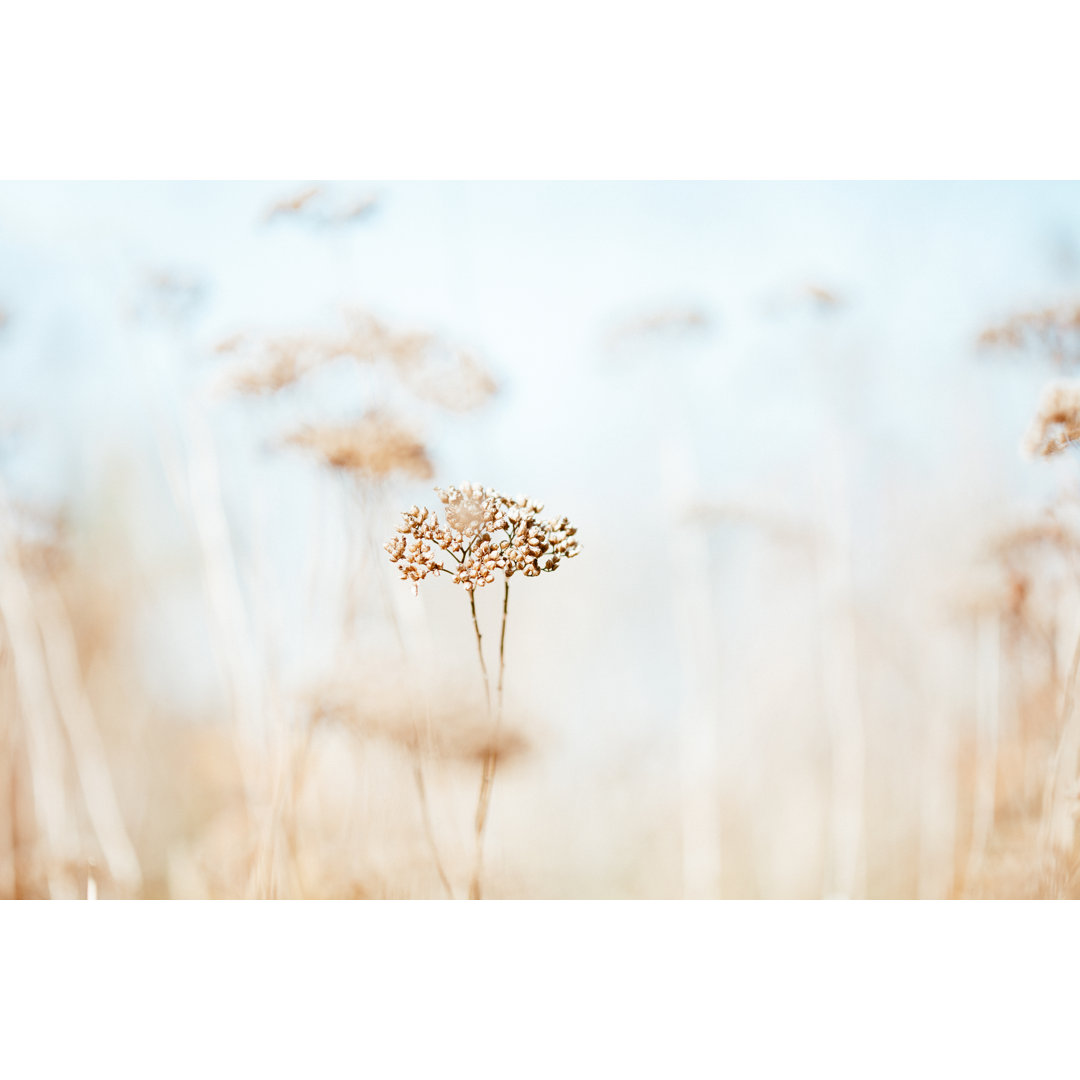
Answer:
[468, 588, 492, 714]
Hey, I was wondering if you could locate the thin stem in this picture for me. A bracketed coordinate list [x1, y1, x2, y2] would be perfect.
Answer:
[468, 588, 492, 715]
[497, 578, 510, 713]
[468, 580, 510, 900]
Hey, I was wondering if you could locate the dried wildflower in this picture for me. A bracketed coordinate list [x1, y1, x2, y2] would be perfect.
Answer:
[979, 302, 1080, 368]
[284, 412, 433, 481]
[386, 484, 579, 898]
[1022, 380, 1080, 458]
[384, 483, 580, 590]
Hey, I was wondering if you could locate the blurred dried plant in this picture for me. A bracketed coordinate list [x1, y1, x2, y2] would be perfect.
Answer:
[989, 511, 1080, 672]
[283, 412, 433, 482]
[0, 497, 142, 899]
[979, 301, 1080, 368]
[216, 308, 497, 412]
[216, 333, 318, 395]
[312, 680, 531, 770]
[1022, 380, 1080, 458]
[263, 185, 379, 228]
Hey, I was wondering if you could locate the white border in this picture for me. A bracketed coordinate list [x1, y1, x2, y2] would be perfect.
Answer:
[4, 1, 1080, 177]
[2, 902, 1076, 1078]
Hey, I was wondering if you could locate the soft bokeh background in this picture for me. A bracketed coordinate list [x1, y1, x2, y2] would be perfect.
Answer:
[2, 181, 1080, 898]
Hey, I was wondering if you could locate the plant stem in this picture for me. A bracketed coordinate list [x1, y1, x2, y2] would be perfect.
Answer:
[497, 578, 510, 714]
[468, 580, 509, 900]
[468, 587, 492, 714]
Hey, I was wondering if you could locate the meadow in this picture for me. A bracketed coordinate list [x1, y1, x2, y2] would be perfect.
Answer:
[1, 181, 1079, 898]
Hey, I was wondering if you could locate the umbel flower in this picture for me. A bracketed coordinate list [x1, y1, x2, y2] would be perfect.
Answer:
[385, 484, 580, 899]
[384, 483, 580, 590]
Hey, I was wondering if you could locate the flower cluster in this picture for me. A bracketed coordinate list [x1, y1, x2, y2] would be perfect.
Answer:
[385, 484, 580, 590]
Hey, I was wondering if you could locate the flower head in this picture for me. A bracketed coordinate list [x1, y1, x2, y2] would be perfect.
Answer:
[385, 483, 580, 590]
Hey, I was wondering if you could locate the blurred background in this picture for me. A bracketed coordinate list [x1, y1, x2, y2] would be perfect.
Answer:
[2, 180, 1080, 898]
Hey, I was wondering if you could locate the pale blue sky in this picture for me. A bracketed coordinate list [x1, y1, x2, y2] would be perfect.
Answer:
[2, 181, 1078, 505]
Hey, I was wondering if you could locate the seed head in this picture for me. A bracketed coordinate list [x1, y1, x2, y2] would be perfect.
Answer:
[385, 484, 580, 590]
